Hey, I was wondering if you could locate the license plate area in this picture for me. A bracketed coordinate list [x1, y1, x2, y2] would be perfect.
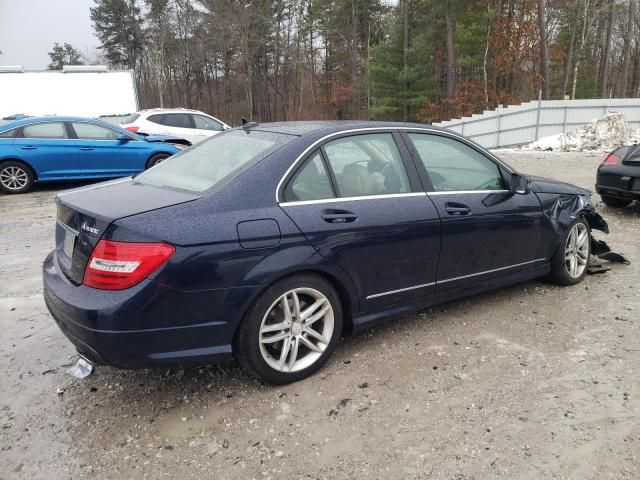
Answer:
[59, 222, 79, 259]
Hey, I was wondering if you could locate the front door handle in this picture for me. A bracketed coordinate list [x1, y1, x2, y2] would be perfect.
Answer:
[20, 146, 37, 150]
[445, 202, 471, 216]
[79, 147, 94, 151]
[321, 209, 358, 224]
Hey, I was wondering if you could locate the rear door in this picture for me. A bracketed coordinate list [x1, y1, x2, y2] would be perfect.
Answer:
[403, 132, 544, 292]
[147, 113, 197, 143]
[70, 121, 143, 177]
[13, 121, 80, 180]
[280, 131, 441, 310]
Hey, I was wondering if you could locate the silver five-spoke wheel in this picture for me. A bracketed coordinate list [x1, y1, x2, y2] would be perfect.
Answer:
[565, 222, 589, 278]
[0, 165, 29, 191]
[259, 287, 334, 373]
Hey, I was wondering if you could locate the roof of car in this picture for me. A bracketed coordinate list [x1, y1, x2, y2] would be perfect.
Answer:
[244, 120, 447, 137]
[138, 108, 205, 115]
[0, 116, 114, 131]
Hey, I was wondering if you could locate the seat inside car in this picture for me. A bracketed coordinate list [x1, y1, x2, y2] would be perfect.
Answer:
[341, 163, 375, 196]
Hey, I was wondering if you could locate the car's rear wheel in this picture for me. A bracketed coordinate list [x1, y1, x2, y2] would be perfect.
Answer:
[235, 274, 343, 384]
[146, 153, 171, 169]
[601, 195, 633, 208]
[546, 218, 590, 286]
[0, 161, 34, 194]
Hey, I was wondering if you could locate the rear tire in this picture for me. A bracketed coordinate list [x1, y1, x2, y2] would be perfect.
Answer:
[601, 195, 633, 208]
[146, 153, 171, 169]
[235, 274, 343, 384]
[545, 217, 590, 286]
[0, 161, 35, 194]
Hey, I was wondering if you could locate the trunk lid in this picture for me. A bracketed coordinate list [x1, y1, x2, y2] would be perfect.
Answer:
[54, 178, 199, 284]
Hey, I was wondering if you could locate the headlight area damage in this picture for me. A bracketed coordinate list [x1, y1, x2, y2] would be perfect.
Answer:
[530, 175, 631, 273]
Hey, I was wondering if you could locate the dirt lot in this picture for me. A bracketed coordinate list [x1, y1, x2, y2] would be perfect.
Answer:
[1, 151, 639, 480]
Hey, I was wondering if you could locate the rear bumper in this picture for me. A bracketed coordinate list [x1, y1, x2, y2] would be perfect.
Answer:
[43, 250, 239, 369]
[596, 167, 640, 200]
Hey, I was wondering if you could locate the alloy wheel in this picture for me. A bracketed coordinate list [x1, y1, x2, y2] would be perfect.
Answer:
[0, 166, 29, 191]
[258, 287, 334, 373]
[565, 222, 589, 278]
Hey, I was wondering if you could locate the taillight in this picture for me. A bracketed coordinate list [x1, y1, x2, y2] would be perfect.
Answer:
[602, 153, 621, 165]
[83, 240, 175, 290]
[125, 126, 139, 133]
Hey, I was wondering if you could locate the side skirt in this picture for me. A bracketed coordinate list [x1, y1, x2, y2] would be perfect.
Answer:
[352, 264, 551, 332]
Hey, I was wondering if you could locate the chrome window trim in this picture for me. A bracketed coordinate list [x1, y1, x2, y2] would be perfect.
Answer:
[280, 192, 426, 207]
[428, 189, 510, 195]
[365, 258, 546, 299]
[275, 126, 514, 203]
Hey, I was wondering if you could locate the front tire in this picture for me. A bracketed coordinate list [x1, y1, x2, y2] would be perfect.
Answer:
[0, 161, 35, 194]
[235, 274, 343, 384]
[601, 195, 633, 208]
[546, 218, 591, 286]
[146, 153, 171, 169]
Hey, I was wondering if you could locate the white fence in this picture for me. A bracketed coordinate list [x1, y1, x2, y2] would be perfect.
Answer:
[433, 98, 640, 148]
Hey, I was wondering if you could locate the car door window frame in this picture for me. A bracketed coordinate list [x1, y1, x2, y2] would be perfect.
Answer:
[400, 131, 512, 193]
[279, 130, 423, 204]
[18, 121, 70, 140]
[67, 121, 136, 141]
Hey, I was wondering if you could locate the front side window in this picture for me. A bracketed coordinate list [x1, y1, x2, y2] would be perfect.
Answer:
[323, 133, 410, 197]
[408, 133, 504, 191]
[135, 130, 293, 193]
[71, 122, 121, 140]
[193, 115, 223, 131]
[284, 152, 334, 202]
[22, 122, 68, 139]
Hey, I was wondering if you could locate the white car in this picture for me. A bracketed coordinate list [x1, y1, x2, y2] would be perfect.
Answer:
[121, 108, 230, 144]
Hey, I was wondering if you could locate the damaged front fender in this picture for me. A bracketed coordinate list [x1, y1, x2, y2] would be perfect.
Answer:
[540, 193, 609, 235]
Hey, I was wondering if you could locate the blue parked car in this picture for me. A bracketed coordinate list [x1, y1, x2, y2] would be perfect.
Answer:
[44, 121, 610, 384]
[0, 116, 187, 194]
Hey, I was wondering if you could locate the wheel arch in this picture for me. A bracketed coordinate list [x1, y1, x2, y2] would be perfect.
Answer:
[0, 158, 38, 181]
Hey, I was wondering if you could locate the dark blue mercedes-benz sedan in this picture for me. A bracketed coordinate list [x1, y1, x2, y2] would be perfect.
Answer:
[43, 121, 608, 384]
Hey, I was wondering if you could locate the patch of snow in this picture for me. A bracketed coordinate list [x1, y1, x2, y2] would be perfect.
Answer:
[526, 112, 640, 152]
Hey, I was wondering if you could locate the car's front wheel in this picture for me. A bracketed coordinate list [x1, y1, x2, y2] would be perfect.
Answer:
[146, 153, 171, 169]
[0, 161, 35, 194]
[235, 274, 343, 384]
[546, 218, 591, 286]
[601, 195, 633, 208]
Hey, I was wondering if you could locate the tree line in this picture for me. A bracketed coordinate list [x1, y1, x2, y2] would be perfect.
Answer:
[77, 0, 640, 124]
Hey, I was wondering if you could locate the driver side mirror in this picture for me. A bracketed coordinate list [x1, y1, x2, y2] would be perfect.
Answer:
[116, 134, 131, 142]
[510, 172, 530, 195]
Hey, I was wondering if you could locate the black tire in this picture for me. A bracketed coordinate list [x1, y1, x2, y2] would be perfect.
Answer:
[0, 161, 35, 194]
[601, 195, 633, 208]
[146, 153, 171, 169]
[235, 274, 343, 384]
[545, 217, 591, 286]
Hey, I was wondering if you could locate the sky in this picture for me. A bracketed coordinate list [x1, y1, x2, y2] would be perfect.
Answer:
[0, 0, 100, 70]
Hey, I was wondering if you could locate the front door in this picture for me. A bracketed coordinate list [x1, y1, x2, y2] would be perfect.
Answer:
[403, 132, 544, 292]
[70, 122, 142, 177]
[280, 132, 441, 310]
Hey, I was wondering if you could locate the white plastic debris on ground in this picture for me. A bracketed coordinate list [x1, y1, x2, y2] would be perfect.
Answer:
[526, 112, 640, 152]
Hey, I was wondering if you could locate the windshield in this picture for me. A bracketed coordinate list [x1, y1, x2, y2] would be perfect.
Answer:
[134, 129, 294, 193]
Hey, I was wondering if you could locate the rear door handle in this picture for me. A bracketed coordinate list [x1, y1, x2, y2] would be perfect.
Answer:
[321, 209, 358, 223]
[20, 146, 37, 150]
[79, 147, 94, 151]
[445, 202, 471, 216]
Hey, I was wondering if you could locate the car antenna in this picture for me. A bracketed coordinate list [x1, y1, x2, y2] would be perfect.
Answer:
[241, 117, 258, 129]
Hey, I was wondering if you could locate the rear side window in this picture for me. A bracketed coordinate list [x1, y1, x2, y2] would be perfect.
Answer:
[408, 133, 503, 191]
[323, 133, 410, 197]
[193, 115, 223, 131]
[135, 130, 293, 193]
[22, 122, 68, 139]
[148, 113, 192, 129]
[71, 122, 121, 140]
[284, 152, 334, 202]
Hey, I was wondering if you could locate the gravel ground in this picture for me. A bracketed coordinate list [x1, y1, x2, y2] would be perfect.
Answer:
[1, 151, 639, 479]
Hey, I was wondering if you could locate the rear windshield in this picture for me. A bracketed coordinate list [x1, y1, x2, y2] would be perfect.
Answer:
[122, 113, 140, 124]
[134, 129, 294, 193]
